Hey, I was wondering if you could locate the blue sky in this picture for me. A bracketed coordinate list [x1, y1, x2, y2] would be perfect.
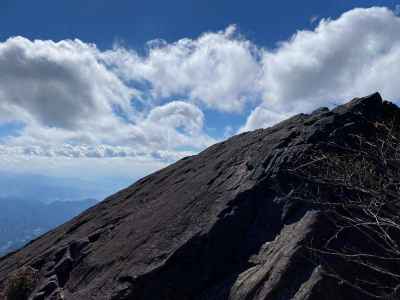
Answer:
[0, 0, 398, 51]
[1, 1, 400, 201]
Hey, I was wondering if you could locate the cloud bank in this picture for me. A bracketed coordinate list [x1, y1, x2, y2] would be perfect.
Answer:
[1, 6, 400, 179]
[243, 6, 400, 131]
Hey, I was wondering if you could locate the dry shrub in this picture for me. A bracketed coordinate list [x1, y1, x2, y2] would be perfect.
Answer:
[5, 266, 38, 300]
[286, 120, 400, 298]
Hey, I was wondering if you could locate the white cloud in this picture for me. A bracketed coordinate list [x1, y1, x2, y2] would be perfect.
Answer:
[245, 6, 400, 130]
[239, 106, 290, 133]
[0, 154, 166, 184]
[0, 37, 134, 129]
[101, 25, 262, 113]
[132, 101, 213, 151]
[3, 101, 212, 159]
[146, 101, 204, 136]
[3, 6, 400, 180]
[100, 6, 400, 133]
[0, 37, 214, 164]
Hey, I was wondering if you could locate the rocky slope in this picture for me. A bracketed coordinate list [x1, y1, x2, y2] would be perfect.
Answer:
[0, 93, 399, 300]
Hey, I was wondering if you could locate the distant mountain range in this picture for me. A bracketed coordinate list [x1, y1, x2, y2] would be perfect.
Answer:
[0, 172, 132, 203]
[0, 197, 97, 256]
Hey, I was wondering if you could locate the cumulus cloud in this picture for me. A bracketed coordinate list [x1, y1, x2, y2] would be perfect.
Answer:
[0, 37, 214, 163]
[3, 100, 212, 159]
[100, 7, 400, 132]
[0, 37, 134, 129]
[129, 101, 212, 151]
[3, 6, 400, 179]
[240, 106, 290, 133]
[245, 6, 400, 130]
[146, 101, 204, 136]
[101, 25, 262, 113]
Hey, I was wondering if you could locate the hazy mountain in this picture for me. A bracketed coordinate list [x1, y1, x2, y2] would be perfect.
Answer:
[0, 197, 97, 256]
[0, 172, 133, 203]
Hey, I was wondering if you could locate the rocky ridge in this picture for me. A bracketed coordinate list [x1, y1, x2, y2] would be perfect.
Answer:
[0, 92, 398, 300]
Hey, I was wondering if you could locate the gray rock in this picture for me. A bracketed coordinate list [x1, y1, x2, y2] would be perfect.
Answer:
[0, 92, 395, 299]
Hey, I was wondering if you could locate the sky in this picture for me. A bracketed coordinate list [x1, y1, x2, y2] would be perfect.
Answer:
[1, 1, 400, 201]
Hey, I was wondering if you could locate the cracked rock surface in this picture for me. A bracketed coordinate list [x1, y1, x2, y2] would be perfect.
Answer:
[0, 93, 395, 300]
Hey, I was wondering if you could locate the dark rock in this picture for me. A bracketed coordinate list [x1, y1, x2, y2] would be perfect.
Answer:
[0, 92, 397, 299]
[88, 229, 104, 243]
[38, 278, 58, 296]
[69, 239, 89, 259]
[54, 255, 73, 287]
[54, 247, 68, 263]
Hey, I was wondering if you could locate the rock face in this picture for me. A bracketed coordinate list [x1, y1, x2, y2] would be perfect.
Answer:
[0, 93, 398, 300]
